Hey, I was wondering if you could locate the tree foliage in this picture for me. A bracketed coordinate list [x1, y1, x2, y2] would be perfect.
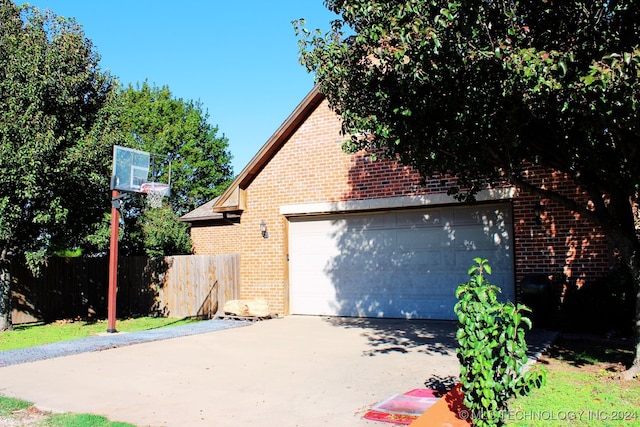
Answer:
[0, 1, 117, 330]
[111, 82, 234, 256]
[297, 0, 640, 378]
[117, 206, 192, 257]
[118, 81, 234, 217]
[0, 2, 234, 330]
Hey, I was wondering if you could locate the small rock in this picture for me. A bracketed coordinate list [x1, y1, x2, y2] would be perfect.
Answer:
[223, 299, 270, 317]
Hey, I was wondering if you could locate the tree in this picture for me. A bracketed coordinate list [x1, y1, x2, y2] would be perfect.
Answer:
[0, 1, 117, 330]
[296, 1, 640, 379]
[111, 81, 234, 256]
[455, 259, 544, 426]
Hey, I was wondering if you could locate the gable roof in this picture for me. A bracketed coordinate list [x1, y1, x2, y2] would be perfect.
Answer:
[181, 86, 325, 222]
[211, 85, 325, 213]
[179, 197, 242, 223]
[179, 198, 221, 221]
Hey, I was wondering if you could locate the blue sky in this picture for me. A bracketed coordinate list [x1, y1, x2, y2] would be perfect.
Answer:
[23, 1, 339, 174]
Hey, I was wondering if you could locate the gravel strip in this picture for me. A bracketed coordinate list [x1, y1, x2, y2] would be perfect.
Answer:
[0, 319, 249, 367]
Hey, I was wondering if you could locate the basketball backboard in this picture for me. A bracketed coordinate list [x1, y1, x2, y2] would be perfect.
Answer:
[111, 145, 150, 193]
[111, 145, 171, 197]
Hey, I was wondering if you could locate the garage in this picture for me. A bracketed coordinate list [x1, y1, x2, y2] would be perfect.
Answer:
[288, 203, 515, 320]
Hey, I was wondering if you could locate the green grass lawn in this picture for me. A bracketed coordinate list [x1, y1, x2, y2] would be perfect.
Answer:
[0, 316, 200, 351]
[506, 336, 640, 426]
[0, 395, 136, 426]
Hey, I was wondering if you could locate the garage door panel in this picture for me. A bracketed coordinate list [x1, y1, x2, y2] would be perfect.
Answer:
[289, 204, 514, 320]
[292, 281, 337, 315]
[327, 252, 400, 271]
[391, 250, 444, 269]
[336, 296, 454, 319]
[452, 228, 494, 248]
[358, 228, 396, 249]
[454, 205, 512, 224]
[454, 248, 512, 270]
[396, 209, 444, 228]
[449, 226, 510, 249]
[329, 273, 462, 319]
[290, 233, 338, 256]
[341, 213, 390, 230]
[337, 232, 395, 255]
[396, 228, 447, 249]
[341, 249, 444, 271]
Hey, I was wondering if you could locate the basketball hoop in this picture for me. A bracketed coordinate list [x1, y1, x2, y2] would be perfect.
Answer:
[140, 182, 170, 209]
[109, 145, 172, 333]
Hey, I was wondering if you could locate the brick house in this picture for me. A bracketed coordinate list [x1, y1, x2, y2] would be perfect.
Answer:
[181, 86, 612, 320]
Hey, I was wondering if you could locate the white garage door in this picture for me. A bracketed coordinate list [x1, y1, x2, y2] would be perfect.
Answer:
[288, 204, 514, 320]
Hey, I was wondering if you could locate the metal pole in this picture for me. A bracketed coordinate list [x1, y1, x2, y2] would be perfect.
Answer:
[107, 189, 120, 333]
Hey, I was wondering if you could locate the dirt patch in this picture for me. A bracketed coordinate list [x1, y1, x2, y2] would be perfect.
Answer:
[0, 406, 50, 426]
[538, 333, 638, 382]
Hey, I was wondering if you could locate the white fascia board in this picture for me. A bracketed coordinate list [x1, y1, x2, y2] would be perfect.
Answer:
[279, 187, 516, 216]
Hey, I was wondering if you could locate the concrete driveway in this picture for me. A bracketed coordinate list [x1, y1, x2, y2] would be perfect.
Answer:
[0, 316, 461, 427]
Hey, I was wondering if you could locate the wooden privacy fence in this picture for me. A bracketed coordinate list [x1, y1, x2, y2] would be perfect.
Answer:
[11, 254, 239, 324]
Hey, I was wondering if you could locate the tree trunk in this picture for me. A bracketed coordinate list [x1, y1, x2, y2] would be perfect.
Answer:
[591, 190, 640, 380]
[0, 257, 13, 331]
[619, 258, 640, 380]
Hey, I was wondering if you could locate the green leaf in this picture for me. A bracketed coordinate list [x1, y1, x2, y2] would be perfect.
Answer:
[581, 74, 596, 86]
[559, 60, 567, 76]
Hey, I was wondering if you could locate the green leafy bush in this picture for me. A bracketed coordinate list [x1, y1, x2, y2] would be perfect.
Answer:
[455, 258, 545, 426]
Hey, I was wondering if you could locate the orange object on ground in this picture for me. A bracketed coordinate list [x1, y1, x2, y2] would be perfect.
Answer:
[409, 384, 472, 427]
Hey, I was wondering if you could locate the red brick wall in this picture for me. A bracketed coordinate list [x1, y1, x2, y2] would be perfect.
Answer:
[512, 168, 611, 287]
[191, 99, 612, 314]
[190, 222, 241, 255]
[236, 100, 349, 313]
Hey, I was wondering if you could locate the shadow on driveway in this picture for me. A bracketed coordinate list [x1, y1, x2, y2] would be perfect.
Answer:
[324, 316, 558, 394]
[325, 317, 458, 356]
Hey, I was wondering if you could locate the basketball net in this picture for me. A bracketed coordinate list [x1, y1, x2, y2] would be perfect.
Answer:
[140, 182, 169, 209]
